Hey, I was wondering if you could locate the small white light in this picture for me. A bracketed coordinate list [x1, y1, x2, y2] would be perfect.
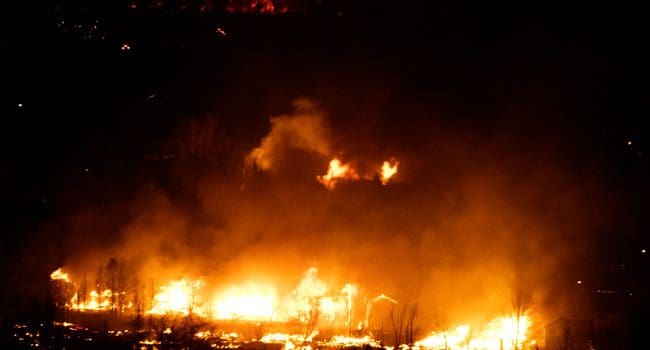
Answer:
[642, 249, 646, 254]
[17, 103, 23, 108]
[577, 280, 582, 285]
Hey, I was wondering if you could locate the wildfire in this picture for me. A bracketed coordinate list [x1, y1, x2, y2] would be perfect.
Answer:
[49, 268, 130, 312]
[147, 278, 207, 316]
[325, 335, 381, 348]
[282, 267, 353, 323]
[49, 267, 536, 350]
[414, 314, 532, 350]
[261, 333, 308, 343]
[70, 289, 113, 312]
[212, 283, 278, 320]
[317, 159, 359, 190]
[50, 268, 70, 282]
[226, 0, 287, 14]
[363, 294, 398, 328]
[379, 159, 399, 185]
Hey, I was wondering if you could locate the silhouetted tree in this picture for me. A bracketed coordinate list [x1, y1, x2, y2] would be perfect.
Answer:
[405, 304, 418, 345]
[389, 301, 413, 346]
[303, 296, 320, 339]
[104, 258, 131, 314]
[49, 277, 73, 321]
[511, 288, 532, 350]
[130, 276, 145, 340]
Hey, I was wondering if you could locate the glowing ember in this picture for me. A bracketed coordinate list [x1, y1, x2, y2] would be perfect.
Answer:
[325, 335, 381, 348]
[414, 314, 532, 350]
[195, 330, 212, 339]
[227, 0, 284, 14]
[212, 283, 278, 320]
[379, 159, 399, 185]
[147, 279, 206, 316]
[261, 333, 301, 343]
[50, 268, 71, 282]
[317, 159, 359, 190]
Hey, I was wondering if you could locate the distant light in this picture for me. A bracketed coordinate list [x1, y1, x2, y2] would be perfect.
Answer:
[577, 280, 582, 285]
[642, 249, 647, 254]
[627, 140, 633, 146]
[120, 43, 131, 51]
[17, 103, 23, 108]
[216, 27, 227, 36]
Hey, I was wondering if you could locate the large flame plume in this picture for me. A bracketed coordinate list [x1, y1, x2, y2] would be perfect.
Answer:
[147, 278, 207, 316]
[212, 282, 278, 320]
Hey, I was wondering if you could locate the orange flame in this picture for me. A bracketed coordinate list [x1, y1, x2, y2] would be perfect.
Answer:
[70, 289, 114, 312]
[212, 283, 278, 320]
[147, 278, 206, 316]
[50, 268, 71, 282]
[325, 335, 381, 348]
[317, 159, 359, 190]
[414, 314, 532, 350]
[379, 159, 399, 185]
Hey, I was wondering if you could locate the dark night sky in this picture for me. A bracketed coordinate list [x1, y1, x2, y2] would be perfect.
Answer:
[1, 1, 649, 322]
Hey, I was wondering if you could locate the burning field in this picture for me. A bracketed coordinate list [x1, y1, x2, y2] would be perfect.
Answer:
[22, 94, 617, 350]
[2, 1, 646, 349]
[48, 265, 535, 350]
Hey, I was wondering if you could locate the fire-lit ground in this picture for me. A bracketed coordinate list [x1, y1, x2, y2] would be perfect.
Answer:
[45, 267, 539, 350]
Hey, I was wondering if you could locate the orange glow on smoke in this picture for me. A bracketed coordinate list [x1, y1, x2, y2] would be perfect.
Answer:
[379, 159, 399, 185]
[317, 159, 359, 190]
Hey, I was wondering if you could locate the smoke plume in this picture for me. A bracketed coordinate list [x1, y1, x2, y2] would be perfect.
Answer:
[246, 98, 331, 171]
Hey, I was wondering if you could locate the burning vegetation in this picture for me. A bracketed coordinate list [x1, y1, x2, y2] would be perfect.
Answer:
[15, 96, 616, 350]
[48, 265, 537, 349]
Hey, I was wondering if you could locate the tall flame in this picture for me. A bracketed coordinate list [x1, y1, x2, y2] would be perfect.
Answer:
[147, 279, 206, 316]
[212, 283, 278, 320]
